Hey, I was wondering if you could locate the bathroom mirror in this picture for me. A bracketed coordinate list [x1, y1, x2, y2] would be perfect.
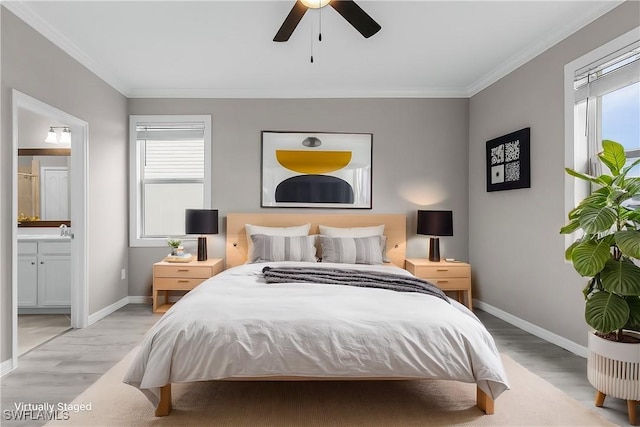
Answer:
[17, 109, 71, 228]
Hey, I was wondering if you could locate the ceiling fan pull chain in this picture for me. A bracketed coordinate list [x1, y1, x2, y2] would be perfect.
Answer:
[319, 4, 322, 41]
[310, 16, 314, 63]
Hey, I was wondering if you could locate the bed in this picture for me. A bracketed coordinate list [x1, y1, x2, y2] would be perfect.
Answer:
[124, 213, 509, 417]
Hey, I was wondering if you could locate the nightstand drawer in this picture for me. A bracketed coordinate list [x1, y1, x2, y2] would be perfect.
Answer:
[154, 277, 206, 291]
[410, 265, 470, 279]
[426, 277, 470, 291]
[154, 265, 213, 279]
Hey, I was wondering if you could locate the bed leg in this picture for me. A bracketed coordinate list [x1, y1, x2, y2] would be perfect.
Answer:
[155, 384, 172, 417]
[476, 386, 494, 415]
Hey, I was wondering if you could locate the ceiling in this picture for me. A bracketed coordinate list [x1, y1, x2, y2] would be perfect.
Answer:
[5, 0, 622, 98]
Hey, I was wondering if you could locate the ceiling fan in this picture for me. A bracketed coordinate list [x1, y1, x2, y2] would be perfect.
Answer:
[273, 0, 381, 42]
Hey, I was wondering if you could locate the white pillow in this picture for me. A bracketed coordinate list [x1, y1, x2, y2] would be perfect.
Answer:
[319, 235, 383, 265]
[318, 224, 388, 262]
[245, 223, 311, 262]
[249, 234, 317, 263]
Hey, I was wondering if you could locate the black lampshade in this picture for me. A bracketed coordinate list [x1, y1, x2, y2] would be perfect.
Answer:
[417, 210, 453, 236]
[185, 209, 218, 261]
[417, 210, 453, 262]
[185, 209, 219, 235]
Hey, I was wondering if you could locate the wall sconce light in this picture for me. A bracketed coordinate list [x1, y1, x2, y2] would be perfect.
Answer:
[44, 126, 71, 144]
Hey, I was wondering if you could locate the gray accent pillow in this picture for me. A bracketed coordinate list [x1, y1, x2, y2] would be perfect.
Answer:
[249, 234, 317, 263]
[318, 224, 390, 262]
[319, 235, 384, 265]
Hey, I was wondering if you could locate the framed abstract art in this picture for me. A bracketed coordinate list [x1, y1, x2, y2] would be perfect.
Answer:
[486, 127, 531, 192]
[261, 131, 372, 208]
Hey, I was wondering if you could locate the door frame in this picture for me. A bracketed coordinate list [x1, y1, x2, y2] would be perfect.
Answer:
[11, 90, 88, 369]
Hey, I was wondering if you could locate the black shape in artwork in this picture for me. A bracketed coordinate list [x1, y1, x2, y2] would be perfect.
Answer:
[275, 175, 354, 203]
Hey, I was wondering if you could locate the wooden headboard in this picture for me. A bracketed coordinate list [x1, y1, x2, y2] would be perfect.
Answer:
[225, 213, 406, 268]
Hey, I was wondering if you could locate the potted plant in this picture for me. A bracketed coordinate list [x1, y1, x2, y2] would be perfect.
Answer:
[167, 238, 182, 256]
[560, 140, 640, 424]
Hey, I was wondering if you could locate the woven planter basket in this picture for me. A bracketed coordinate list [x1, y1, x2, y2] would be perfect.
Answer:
[587, 331, 640, 401]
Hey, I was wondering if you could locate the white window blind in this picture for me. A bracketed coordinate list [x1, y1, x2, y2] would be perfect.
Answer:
[137, 125, 205, 180]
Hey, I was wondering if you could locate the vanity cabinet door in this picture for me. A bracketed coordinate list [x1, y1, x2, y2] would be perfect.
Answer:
[37, 254, 71, 307]
[18, 256, 38, 307]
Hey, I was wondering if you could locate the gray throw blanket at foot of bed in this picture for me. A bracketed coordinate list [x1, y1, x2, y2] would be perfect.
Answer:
[262, 266, 450, 303]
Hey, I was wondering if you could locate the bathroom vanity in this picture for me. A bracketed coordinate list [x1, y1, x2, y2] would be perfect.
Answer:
[18, 233, 71, 313]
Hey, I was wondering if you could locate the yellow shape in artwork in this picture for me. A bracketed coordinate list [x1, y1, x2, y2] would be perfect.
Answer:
[276, 150, 352, 174]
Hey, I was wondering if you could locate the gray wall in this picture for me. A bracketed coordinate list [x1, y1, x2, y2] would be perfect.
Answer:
[468, 2, 640, 347]
[1, 8, 129, 363]
[127, 98, 470, 297]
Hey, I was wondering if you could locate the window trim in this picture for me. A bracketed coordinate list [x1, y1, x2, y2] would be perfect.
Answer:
[564, 27, 639, 251]
[129, 115, 212, 247]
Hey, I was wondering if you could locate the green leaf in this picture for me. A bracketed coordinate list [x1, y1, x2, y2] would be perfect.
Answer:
[565, 240, 580, 260]
[565, 168, 603, 185]
[598, 175, 614, 186]
[580, 191, 609, 207]
[601, 259, 640, 296]
[585, 291, 629, 334]
[625, 297, 640, 330]
[579, 205, 617, 234]
[560, 220, 581, 235]
[620, 159, 640, 182]
[615, 230, 640, 258]
[571, 239, 612, 277]
[623, 177, 640, 197]
[599, 140, 626, 175]
[608, 189, 629, 205]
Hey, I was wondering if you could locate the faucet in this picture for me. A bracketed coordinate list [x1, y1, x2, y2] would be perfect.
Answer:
[59, 224, 70, 237]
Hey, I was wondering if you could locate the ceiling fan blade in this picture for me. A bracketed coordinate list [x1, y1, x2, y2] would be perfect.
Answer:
[330, 0, 381, 38]
[274, 1, 309, 42]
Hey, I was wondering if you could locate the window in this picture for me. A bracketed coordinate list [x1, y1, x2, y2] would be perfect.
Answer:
[129, 115, 211, 247]
[564, 28, 640, 246]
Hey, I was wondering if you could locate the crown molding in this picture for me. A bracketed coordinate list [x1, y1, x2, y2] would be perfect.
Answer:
[2, 1, 131, 96]
[466, 1, 624, 97]
[127, 87, 470, 99]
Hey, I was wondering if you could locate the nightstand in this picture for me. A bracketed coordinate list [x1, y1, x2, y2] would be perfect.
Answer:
[152, 258, 224, 313]
[404, 259, 472, 309]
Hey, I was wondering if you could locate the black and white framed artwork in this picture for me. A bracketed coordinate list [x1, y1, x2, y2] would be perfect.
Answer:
[486, 127, 530, 192]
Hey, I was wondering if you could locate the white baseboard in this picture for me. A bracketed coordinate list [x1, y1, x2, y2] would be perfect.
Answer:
[0, 358, 15, 376]
[128, 296, 152, 304]
[87, 296, 129, 326]
[474, 299, 588, 358]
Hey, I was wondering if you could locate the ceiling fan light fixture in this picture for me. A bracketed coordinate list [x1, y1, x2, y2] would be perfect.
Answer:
[300, 0, 330, 9]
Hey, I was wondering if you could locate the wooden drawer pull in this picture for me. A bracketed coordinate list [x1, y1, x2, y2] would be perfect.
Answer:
[436, 269, 449, 272]
[437, 280, 449, 283]
[177, 269, 190, 272]
[177, 280, 189, 283]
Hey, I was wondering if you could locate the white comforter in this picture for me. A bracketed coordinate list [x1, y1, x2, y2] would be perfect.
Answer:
[124, 262, 509, 407]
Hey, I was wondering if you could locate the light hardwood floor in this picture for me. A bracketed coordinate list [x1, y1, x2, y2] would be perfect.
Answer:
[0, 304, 632, 426]
[18, 314, 71, 356]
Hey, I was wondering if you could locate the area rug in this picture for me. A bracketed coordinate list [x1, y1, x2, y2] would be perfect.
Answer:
[45, 348, 615, 427]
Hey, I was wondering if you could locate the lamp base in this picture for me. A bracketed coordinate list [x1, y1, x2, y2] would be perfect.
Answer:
[197, 236, 208, 261]
[429, 237, 441, 262]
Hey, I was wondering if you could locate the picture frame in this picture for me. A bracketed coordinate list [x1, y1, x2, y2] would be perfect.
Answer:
[486, 127, 531, 192]
[261, 131, 373, 208]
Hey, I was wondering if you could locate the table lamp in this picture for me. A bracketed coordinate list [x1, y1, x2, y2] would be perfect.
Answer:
[417, 210, 453, 262]
[185, 209, 218, 261]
